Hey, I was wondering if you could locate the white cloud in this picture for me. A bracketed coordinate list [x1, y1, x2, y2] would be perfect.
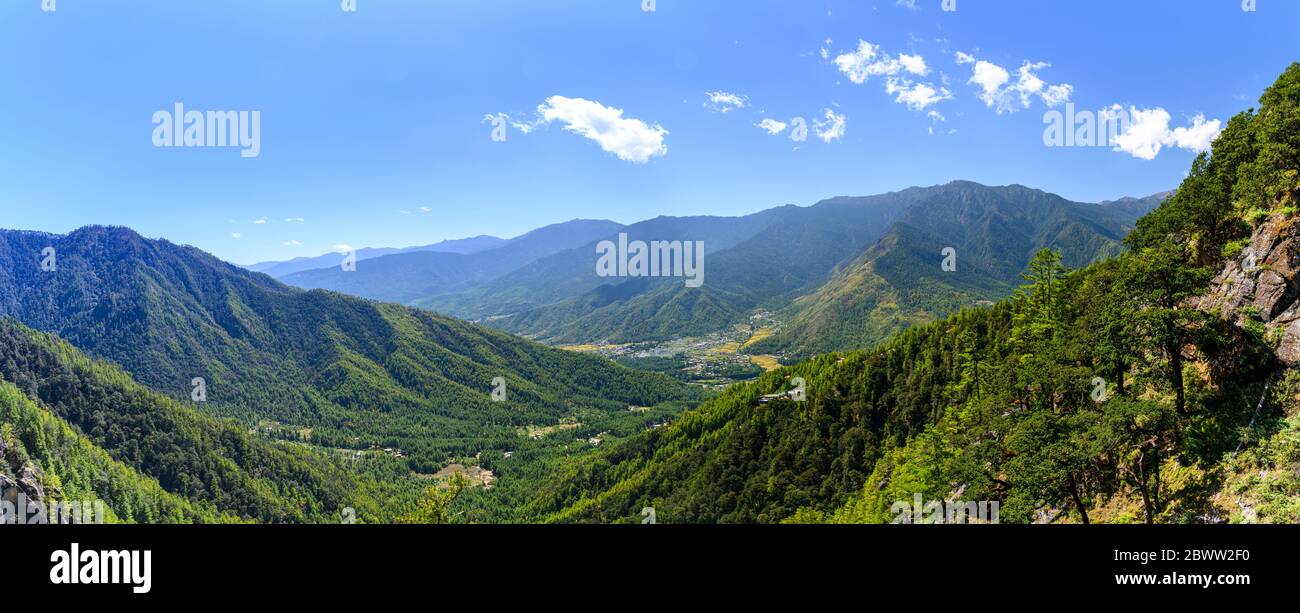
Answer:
[814, 109, 847, 143]
[1112, 107, 1223, 160]
[1040, 84, 1073, 108]
[283, 240, 302, 246]
[419, 206, 432, 213]
[1169, 114, 1222, 153]
[959, 53, 1072, 114]
[535, 96, 668, 164]
[756, 118, 788, 135]
[833, 40, 900, 84]
[511, 117, 538, 134]
[886, 78, 952, 111]
[284, 217, 305, 223]
[833, 40, 947, 115]
[968, 60, 1010, 104]
[230, 233, 242, 239]
[1113, 107, 1171, 160]
[896, 0, 919, 9]
[704, 91, 750, 113]
[251, 217, 268, 225]
[333, 244, 355, 253]
[898, 54, 928, 76]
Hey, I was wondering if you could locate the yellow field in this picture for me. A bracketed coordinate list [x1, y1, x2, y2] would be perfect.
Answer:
[750, 355, 781, 372]
[705, 342, 742, 356]
[556, 344, 603, 352]
[741, 326, 775, 349]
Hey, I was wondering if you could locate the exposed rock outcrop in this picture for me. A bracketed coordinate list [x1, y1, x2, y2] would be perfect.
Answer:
[1194, 214, 1300, 364]
[16, 464, 45, 501]
[0, 474, 18, 508]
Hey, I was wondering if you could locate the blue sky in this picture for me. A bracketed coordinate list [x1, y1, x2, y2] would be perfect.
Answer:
[1, 0, 1295, 265]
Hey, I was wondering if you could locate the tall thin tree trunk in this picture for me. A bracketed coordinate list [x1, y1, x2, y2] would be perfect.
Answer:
[1168, 340, 1186, 415]
[1137, 453, 1154, 524]
[1068, 473, 1090, 525]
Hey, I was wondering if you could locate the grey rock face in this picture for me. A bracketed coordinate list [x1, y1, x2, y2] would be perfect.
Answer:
[1195, 214, 1300, 364]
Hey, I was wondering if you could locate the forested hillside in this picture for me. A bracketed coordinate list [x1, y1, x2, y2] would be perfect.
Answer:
[0, 227, 700, 476]
[757, 183, 1161, 356]
[531, 63, 1300, 524]
[0, 318, 379, 523]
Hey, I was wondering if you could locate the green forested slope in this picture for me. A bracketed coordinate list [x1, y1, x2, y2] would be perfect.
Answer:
[0, 227, 700, 474]
[757, 183, 1159, 356]
[0, 318, 380, 523]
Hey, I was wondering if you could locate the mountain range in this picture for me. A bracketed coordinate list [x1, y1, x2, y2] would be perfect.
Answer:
[245, 234, 509, 278]
[267, 182, 1164, 356]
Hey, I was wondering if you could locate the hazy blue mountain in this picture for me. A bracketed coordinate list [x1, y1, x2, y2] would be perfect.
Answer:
[245, 234, 508, 278]
[280, 219, 624, 305]
[267, 183, 1165, 354]
[488, 188, 941, 342]
[462, 183, 1161, 349]
[412, 210, 795, 319]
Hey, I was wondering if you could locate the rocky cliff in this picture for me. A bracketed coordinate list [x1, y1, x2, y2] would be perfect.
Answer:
[1194, 213, 1300, 364]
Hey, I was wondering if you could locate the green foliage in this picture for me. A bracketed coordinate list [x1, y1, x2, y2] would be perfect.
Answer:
[0, 318, 383, 522]
[396, 473, 468, 524]
[0, 380, 220, 523]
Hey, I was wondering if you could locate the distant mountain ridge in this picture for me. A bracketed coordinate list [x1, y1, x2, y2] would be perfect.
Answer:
[271, 182, 1166, 355]
[282, 219, 624, 305]
[246, 234, 509, 278]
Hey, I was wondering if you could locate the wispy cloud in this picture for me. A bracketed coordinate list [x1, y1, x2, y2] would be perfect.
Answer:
[755, 118, 788, 135]
[956, 52, 1072, 114]
[704, 91, 750, 113]
[814, 109, 847, 143]
[833, 40, 949, 113]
